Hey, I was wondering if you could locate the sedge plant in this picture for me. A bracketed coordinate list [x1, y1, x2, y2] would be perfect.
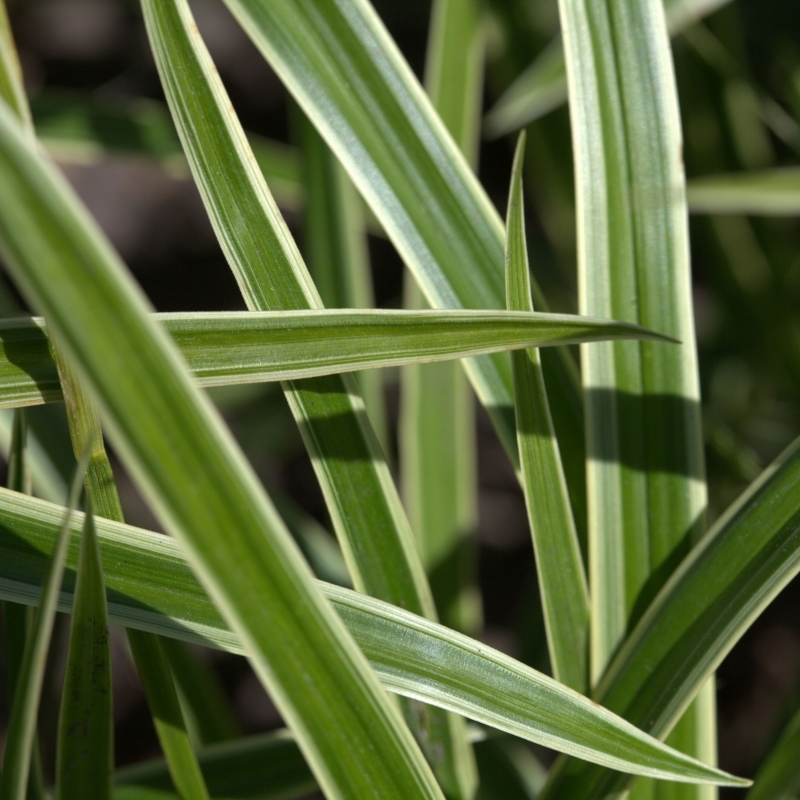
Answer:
[0, 0, 798, 798]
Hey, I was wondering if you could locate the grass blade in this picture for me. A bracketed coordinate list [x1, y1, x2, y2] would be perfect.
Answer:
[398, 0, 486, 792]
[558, 0, 715, 796]
[0, 0, 32, 134]
[140, 0, 476, 782]
[126, 630, 211, 799]
[220, 0, 586, 519]
[0, 310, 668, 411]
[505, 133, 589, 694]
[0, 491, 744, 786]
[0, 94, 447, 800]
[158, 637, 240, 746]
[687, 168, 800, 215]
[56, 501, 113, 800]
[559, 0, 705, 680]
[0, 454, 86, 800]
[485, 0, 734, 138]
[538, 432, 800, 800]
[54, 325, 212, 800]
[400, 0, 482, 637]
[296, 113, 389, 455]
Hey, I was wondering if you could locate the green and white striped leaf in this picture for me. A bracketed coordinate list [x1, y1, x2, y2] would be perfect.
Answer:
[56, 501, 113, 800]
[0, 95, 443, 799]
[0, 489, 744, 786]
[141, 0, 439, 626]
[558, 0, 714, 797]
[0, 311, 666, 411]
[220, 0, 586, 519]
[505, 133, 589, 694]
[400, 0, 485, 792]
[688, 168, 800, 216]
[54, 313, 212, 800]
[400, 0, 483, 643]
[539, 432, 800, 800]
[485, 0, 735, 137]
[296, 113, 389, 455]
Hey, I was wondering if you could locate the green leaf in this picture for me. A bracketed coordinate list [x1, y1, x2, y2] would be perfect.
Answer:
[505, 132, 589, 694]
[158, 637, 240, 746]
[220, 0, 586, 521]
[400, 0, 482, 640]
[687, 168, 800, 215]
[56, 501, 113, 800]
[746, 704, 800, 800]
[398, 0, 485, 793]
[53, 315, 212, 800]
[0, 410, 67, 502]
[484, 0, 734, 138]
[0, 94, 443, 799]
[0, 489, 746, 786]
[539, 432, 800, 800]
[0, 454, 87, 800]
[0, 0, 32, 135]
[296, 111, 389, 455]
[559, 0, 705, 681]
[126, 630, 212, 800]
[558, 0, 715, 795]
[141, 0, 441, 634]
[0, 311, 669, 411]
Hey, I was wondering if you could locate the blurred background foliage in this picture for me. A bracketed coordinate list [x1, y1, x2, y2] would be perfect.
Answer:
[1, 0, 800, 795]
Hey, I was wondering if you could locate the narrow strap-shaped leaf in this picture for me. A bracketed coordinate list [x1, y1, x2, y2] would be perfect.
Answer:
[746, 703, 800, 800]
[141, 0, 437, 621]
[141, 0, 477, 782]
[505, 133, 589, 694]
[56, 501, 113, 800]
[54, 322, 212, 800]
[397, 0, 484, 793]
[220, 0, 586, 522]
[400, 0, 482, 635]
[0, 0, 32, 135]
[558, 0, 714, 796]
[484, 0, 734, 138]
[0, 454, 86, 800]
[296, 113, 389, 456]
[688, 168, 800, 216]
[0, 311, 668, 411]
[126, 629, 212, 799]
[0, 491, 743, 786]
[538, 433, 800, 800]
[158, 637, 240, 746]
[0, 94, 445, 800]
[559, 0, 705, 679]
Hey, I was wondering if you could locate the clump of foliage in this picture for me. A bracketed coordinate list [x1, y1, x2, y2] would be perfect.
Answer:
[0, 0, 798, 799]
